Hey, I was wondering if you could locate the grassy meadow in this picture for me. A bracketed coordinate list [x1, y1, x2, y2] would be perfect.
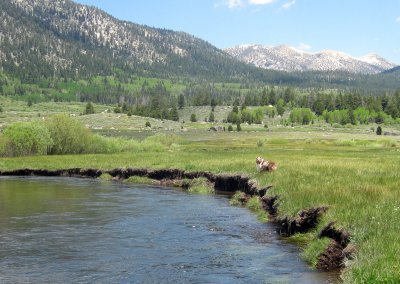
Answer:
[1, 101, 400, 283]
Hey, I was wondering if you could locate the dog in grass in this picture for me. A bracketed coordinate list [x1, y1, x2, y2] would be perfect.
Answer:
[256, 156, 277, 172]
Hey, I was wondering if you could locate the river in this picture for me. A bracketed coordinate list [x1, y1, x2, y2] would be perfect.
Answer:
[0, 177, 335, 283]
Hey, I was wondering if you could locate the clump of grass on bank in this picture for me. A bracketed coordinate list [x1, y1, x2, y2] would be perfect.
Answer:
[230, 191, 248, 206]
[301, 237, 332, 267]
[246, 196, 268, 222]
[98, 173, 114, 181]
[187, 177, 214, 194]
[124, 176, 158, 185]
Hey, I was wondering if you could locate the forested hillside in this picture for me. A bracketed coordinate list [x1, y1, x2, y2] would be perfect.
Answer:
[0, 0, 399, 92]
[0, 0, 271, 83]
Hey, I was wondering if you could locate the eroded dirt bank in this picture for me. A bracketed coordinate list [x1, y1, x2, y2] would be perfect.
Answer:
[0, 167, 352, 272]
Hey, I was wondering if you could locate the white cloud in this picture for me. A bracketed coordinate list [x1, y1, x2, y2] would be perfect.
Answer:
[215, 0, 274, 9]
[248, 0, 275, 5]
[282, 0, 296, 10]
[396, 16, 400, 23]
[297, 42, 311, 51]
[214, 0, 244, 9]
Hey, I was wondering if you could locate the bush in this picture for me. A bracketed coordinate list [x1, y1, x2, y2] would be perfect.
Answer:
[145, 121, 151, 128]
[190, 113, 197, 122]
[46, 114, 92, 154]
[236, 123, 242, 131]
[1, 121, 53, 156]
[376, 126, 382, 135]
[0, 115, 165, 157]
[290, 108, 314, 125]
[84, 102, 95, 115]
[227, 125, 233, 132]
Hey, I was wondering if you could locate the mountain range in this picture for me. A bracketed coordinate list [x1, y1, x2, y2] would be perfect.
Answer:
[224, 44, 397, 74]
[0, 0, 399, 91]
[0, 0, 266, 82]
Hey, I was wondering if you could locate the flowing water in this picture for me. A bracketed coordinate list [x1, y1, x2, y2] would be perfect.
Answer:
[0, 177, 336, 283]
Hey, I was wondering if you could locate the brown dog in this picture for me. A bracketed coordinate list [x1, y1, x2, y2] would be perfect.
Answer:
[256, 156, 277, 172]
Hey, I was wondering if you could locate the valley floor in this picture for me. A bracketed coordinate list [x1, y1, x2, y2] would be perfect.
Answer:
[1, 129, 400, 283]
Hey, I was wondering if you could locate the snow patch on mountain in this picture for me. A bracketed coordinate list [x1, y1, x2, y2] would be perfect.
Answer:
[225, 44, 397, 74]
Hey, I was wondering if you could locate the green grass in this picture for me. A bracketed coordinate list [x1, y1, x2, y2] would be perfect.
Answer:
[99, 173, 114, 181]
[1, 107, 400, 282]
[245, 196, 268, 222]
[1, 135, 400, 282]
[186, 177, 214, 194]
[124, 176, 158, 185]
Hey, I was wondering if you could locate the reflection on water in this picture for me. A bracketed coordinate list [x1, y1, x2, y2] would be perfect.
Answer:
[0, 177, 335, 283]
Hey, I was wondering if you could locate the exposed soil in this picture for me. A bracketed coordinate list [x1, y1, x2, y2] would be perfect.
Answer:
[0, 167, 352, 272]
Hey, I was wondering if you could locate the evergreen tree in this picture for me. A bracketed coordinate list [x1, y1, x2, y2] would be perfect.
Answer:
[84, 102, 95, 114]
[178, 94, 185, 109]
[169, 106, 179, 121]
[190, 113, 197, 122]
[209, 111, 215, 122]
[210, 98, 217, 111]
[276, 99, 285, 116]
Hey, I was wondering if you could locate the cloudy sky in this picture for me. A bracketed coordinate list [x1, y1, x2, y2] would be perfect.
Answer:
[75, 0, 400, 63]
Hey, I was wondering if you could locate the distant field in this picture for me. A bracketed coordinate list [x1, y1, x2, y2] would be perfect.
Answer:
[2, 98, 399, 136]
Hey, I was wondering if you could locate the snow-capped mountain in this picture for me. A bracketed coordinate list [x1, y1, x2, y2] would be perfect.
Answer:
[224, 44, 397, 74]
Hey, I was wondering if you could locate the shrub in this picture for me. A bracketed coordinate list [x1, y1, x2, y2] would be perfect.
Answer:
[46, 114, 92, 154]
[236, 123, 242, 131]
[190, 113, 197, 122]
[227, 125, 233, 132]
[376, 126, 382, 135]
[84, 102, 95, 115]
[145, 121, 151, 128]
[1, 121, 53, 156]
[290, 108, 314, 125]
[114, 106, 121, 113]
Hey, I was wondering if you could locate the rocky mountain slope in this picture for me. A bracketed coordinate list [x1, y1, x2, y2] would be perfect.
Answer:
[225, 44, 397, 74]
[0, 0, 263, 82]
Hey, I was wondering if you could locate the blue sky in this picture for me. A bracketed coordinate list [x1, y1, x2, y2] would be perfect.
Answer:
[75, 0, 400, 64]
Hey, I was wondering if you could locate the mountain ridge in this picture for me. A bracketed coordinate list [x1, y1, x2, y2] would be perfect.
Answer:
[0, 0, 267, 82]
[225, 44, 397, 74]
[0, 0, 399, 92]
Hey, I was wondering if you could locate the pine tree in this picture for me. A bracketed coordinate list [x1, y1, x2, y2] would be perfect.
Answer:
[169, 106, 179, 121]
[190, 113, 197, 122]
[84, 102, 95, 114]
[209, 111, 215, 122]
[178, 94, 185, 109]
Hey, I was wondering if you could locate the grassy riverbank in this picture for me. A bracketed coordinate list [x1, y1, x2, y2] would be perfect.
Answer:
[1, 131, 400, 283]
